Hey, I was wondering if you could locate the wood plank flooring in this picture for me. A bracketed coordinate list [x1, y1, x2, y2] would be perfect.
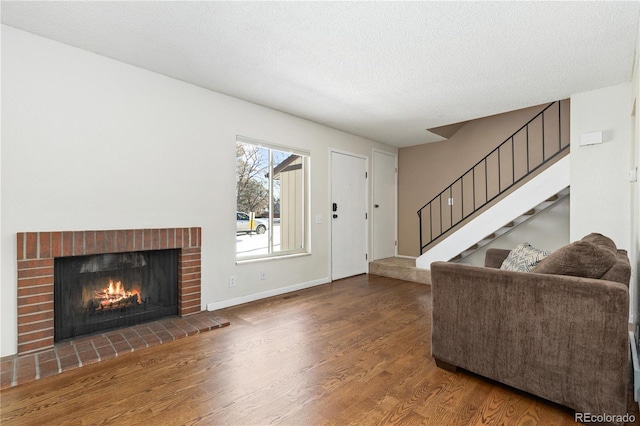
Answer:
[1, 274, 636, 425]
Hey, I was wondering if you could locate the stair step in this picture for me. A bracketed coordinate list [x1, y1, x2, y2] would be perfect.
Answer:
[483, 233, 496, 240]
[504, 221, 515, 228]
[369, 258, 431, 285]
[523, 209, 535, 216]
[546, 194, 559, 202]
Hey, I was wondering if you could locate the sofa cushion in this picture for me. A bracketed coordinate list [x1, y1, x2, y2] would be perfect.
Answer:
[580, 233, 617, 255]
[485, 248, 511, 269]
[601, 250, 632, 286]
[532, 241, 616, 279]
[500, 243, 550, 272]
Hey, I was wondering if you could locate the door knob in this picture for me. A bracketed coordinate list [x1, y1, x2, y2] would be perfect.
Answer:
[333, 214, 338, 219]
[374, 204, 380, 208]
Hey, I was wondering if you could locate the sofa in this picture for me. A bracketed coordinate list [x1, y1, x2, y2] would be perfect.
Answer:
[430, 233, 631, 418]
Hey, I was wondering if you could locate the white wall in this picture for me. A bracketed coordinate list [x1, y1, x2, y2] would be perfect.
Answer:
[631, 19, 640, 333]
[571, 83, 637, 327]
[0, 26, 397, 356]
[570, 84, 633, 250]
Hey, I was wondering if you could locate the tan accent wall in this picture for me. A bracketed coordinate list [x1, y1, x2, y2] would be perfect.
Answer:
[398, 100, 570, 257]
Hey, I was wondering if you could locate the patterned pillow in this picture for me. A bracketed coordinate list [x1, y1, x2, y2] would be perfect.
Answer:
[500, 243, 550, 272]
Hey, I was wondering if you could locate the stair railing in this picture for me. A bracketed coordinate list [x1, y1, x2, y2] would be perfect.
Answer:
[418, 101, 569, 254]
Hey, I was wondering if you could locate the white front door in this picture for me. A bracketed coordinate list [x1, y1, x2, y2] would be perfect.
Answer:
[331, 151, 367, 280]
[372, 150, 397, 260]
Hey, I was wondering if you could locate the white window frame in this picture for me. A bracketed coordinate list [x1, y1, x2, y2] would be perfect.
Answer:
[236, 135, 310, 261]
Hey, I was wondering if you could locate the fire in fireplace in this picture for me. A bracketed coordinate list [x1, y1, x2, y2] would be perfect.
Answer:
[54, 249, 178, 341]
[91, 279, 141, 311]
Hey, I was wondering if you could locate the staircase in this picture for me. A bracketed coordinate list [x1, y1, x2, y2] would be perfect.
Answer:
[369, 101, 570, 280]
[416, 100, 569, 269]
[449, 186, 569, 262]
[416, 155, 569, 268]
[369, 171, 568, 282]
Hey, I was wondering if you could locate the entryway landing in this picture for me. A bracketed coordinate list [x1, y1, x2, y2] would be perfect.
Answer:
[369, 257, 431, 285]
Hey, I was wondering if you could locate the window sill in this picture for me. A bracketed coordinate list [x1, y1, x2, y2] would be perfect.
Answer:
[236, 251, 310, 265]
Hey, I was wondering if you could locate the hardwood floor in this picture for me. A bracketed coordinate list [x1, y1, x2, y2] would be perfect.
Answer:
[0, 274, 635, 425]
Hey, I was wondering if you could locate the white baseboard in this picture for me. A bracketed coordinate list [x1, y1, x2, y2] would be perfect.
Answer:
[206, 277, 331, 311]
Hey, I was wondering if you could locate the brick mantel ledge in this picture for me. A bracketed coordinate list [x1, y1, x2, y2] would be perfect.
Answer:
[16, 228, 202, 355]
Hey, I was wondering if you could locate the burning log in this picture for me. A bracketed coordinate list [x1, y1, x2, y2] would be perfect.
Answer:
[94, 293, 140, 310]
[91, 279, 141, 311]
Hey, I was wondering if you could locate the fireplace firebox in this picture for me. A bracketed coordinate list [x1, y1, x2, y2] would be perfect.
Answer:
[54, 250, 178, 341]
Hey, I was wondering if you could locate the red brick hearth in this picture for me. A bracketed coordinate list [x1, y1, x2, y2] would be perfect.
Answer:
[16, 228, 202, 354]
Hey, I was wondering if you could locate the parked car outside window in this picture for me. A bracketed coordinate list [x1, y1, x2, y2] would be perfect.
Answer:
[236, 212, 267, 234]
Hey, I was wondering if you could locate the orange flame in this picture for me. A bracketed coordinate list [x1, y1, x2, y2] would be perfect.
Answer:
[95, 279, 140, 309]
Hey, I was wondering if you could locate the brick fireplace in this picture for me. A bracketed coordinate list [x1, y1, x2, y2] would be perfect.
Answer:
[16, 228, 201, 354]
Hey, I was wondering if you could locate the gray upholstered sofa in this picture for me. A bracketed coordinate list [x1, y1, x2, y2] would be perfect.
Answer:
[431, 233, 631, 418]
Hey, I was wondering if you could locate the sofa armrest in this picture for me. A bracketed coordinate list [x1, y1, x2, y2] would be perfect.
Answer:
[484, 248, 510, 268]
[430, 261, 629, 415]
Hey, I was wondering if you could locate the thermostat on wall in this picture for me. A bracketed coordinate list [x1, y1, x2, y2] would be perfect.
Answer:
[579, 131, 603, 146]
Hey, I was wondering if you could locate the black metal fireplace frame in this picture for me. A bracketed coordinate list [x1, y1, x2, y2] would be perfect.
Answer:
[54, 249, 178, 342]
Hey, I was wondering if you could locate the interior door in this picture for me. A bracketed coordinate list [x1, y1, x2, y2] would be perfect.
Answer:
[331, 151, 367, 280]
[372, 150, 397, 260]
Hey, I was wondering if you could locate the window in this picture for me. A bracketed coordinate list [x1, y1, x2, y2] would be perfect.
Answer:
[236, 136, 309, 260]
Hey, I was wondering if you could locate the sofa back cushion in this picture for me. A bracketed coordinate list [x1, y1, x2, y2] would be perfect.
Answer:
[601, 250, 632, 286]
[580, 233, 617, 255]
[532, 240, 616, 279]
[485, 248, 511, 269]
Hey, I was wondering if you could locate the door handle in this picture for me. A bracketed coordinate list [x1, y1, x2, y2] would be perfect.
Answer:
[374, 204, 380, 208]
[332, 203, 338, 212]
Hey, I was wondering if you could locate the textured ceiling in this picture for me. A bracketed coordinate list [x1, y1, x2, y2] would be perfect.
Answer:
[2, 1, 639, 147]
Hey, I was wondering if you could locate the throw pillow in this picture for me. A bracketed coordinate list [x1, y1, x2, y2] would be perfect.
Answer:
[531, 241, 616, 279]
[500, 243, 550, 272]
